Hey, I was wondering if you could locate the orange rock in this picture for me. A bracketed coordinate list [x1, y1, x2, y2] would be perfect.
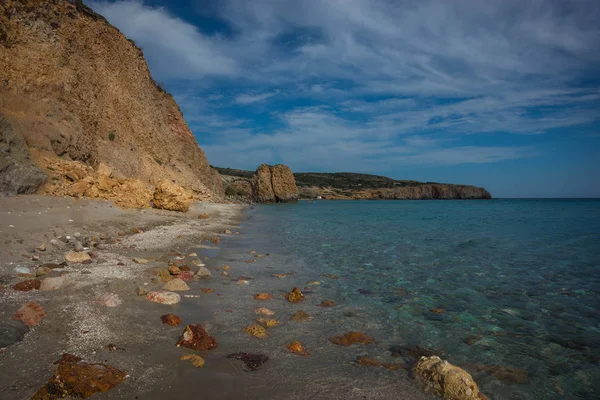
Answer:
[329, 331, 375, 347]
[12, 301, 46, 327]
[355, 356, 381, 367]
[413, 356, 488, 400]
[286, 287, 304, 303]
[254, 293, 273, 300]
[31, 354, 126, 399]
[200, 288, 214, 293]
[176, 325, 217, 351]
[198, 213, 210, 219]
[255, 307, 275, 316]
[318, 299, 336, 307]
[257, 318, 279, 328]
[160, 313, 182, 326]
[287, 341, 310, 356]
[13, 279, 41, 292]
[245, 324, 268, 339]
[221, 265, 230, 271]
[430, 307, 447, 314]
[290, 310, 312, 321]
[272, 273, 289, 278]
[168, 265, 181, 275]
[180, 354, 205, 368]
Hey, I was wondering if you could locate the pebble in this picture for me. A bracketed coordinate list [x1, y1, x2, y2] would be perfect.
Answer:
[163, 278, 190, 291]
[95, 243, 107, 250]
[65, 252, 91, 263]
[36, 243, 47, 252]
[15, 267, 31, 274]
[146, 291, 181, 305]
[195, 267, 212, 278]
[74, 242, 84, 252]
[35, 266, 53, 276]
[132, 257, 150, 265]
[40, 276, 66, 291]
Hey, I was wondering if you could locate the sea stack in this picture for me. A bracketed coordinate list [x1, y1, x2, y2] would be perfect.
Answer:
[252, 164, 299, 203]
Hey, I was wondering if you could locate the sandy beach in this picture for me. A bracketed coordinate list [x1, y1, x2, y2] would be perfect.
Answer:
[0, 195, 246, 399]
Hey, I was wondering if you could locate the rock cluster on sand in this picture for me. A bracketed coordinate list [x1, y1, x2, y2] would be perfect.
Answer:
[413, 356, 488, 400]
[176, 325, 218, 351]
[251, 164, 299, 203]
[31, 354, 126, 399]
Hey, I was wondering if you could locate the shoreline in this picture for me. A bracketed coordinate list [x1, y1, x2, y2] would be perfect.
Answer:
[0, 195, 247, 399]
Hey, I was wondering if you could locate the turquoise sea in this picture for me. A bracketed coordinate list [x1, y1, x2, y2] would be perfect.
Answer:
[235, 199, 600, 399]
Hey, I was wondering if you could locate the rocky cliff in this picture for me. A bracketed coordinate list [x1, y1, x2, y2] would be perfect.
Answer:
[214, 167, 492, 201]
[0, 0, 223, 204]
[251, 164, 299, 203]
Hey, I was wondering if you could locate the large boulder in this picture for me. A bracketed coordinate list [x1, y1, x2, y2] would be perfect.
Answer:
[251, 164, 298, 203]
[0, 113, 46, 195]
[413, 356, 488, 400]
[153, 180, 191, 212]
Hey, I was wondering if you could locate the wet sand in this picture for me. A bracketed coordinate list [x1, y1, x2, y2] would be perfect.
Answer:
[0, 196, 434, 400]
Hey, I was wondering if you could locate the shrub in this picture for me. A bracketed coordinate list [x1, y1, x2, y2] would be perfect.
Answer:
[225, 186, 237, 197]
[108, 130, 116, 141]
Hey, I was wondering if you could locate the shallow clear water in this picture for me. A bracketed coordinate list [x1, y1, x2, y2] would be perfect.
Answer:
[243, 199, 600, 399]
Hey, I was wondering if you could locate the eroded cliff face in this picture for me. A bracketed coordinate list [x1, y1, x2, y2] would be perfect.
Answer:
[0, 0, 223, 203]
[251, 164, 299, 203]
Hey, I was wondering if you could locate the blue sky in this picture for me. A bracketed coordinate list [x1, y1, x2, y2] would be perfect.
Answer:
[88, 0, 600, 198]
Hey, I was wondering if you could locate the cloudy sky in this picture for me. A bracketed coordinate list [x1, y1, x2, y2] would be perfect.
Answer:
[88, 0, 600, 197]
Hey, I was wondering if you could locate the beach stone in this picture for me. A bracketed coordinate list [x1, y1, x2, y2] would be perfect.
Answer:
[13, 279, 40, 292]
[291, 310, 312, 321]
[36, 243, 47, 252]
[74, 241, 84, 252]
[254, 293, 273, 300]
[195, 266, 212, 278]
[98, 293, 122, 307]
[136, 285, 149, 296]
[318, 299, 336, 307]
[287, 341, 310, 356]
[413, 356, 488, 400]
[168, 265, 181, 275]
[176, 324, 218, 351]
[181, 354, 205, 368]
[163, 278, 190, 291]
[329, 331, 375, 347]
[12, 301, 46, 327]
[178, 271, 194, 281]
[245, 324, 268, 338]
[50, 239, 64, 248]
[31, 354, 126, 399]
[39, 276, 66, 291]
[255, 308, 275, 316]
[15, 267, 31, 274]
[198, 213, 210, 219]
[35, 266, 52, 276]
[226, 353, 269, 371]
[65, 252, 91, 263]
[40, 263, 61, 270]
[465, 364, 528, 384]
[153, 180, 191, 212]
[157, 269, 173, 282]
[132, 257, 150, 264]
[95, 243, 108, 250]
[200, 288, 214, 293]
[161, 313, 182, 327]
[224, 229, 232, 234]
[0, 320, 29, 348]
[286, 287, 304, 303]
[355, 356, 406, 370]
[389, 344, 445, 360]
[146, 291, 181, 305]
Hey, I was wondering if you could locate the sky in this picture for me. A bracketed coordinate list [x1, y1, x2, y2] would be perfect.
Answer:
[87, 0, 600, 198]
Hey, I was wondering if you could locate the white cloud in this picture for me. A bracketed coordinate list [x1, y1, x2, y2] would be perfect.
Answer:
[234, 91, 278, 104]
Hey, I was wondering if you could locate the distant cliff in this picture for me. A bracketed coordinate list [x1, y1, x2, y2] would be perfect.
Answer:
[0, 0, 223, 204]
[214, 168, 491, 200]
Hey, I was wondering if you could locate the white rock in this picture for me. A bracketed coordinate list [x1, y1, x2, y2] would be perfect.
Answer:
[146, 291, 181, 305]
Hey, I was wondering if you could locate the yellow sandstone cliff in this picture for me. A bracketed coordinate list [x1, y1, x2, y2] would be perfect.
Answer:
[0, 0, 223, 205]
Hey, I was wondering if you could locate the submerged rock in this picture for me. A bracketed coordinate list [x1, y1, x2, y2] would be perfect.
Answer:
[13, 279, 40, 292]
[465, 364, 528, 384]
[286, 287, 304, 303]
[354, 356, 406, 370]
[176, 324, 218, 351]
[389, 344, 445, 360]
[329, 331, 375, 347]
[254, 293, 273, 300]
[200, 288, 215, 294]
[413, 356, 488, 400]
[245, 324, 268, 339]
[161, 314, 182, 327]
[158, 269, 173, 282]
[255, 307, 275, 316]
[227, 353, 269, 371]
[163, 278, 190, 291]
[181, 354, 205, 368]
[31, 354, 126, 399]
[287, 341, 310, 356]
[146, 291, 181, 305]
[12, 301, 46, 327]
[0, 320, 29, 349]
[318, 299, 336, 307]
[97, 293, 122, 307]
[257, 318, 279, 328]
[290, 310, 312, 321]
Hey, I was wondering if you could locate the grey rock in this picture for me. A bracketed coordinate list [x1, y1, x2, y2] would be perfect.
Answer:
[74, 241, 84, 252]
[195, 266, 212, 278]
[136, 285, 149, 296]
[0, 320, 29, 349]
[39, 276, 66, 291]
[95, 243, 107, 250]
[0, 113, 46, 195]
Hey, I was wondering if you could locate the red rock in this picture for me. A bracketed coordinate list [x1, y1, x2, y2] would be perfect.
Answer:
[13, 279, 40, 291]
[176, 324, 217, 351]
[31, 354, 126, 399]
[161, 313, 182, 326]
[329, 331, 375, 347]
[287, 341, 310, 356]
[145, 290, 181, 305]
[178, 271, 194, 281]
[12, 301, 46, 327]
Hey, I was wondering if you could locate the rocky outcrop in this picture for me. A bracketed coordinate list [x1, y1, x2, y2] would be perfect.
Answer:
[413, 356, 488, 400]
[251, 164, 299, 203]
[298, 184, 491, 200]
[0, 0, 223, 201]
[0, 113, 46, 195]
